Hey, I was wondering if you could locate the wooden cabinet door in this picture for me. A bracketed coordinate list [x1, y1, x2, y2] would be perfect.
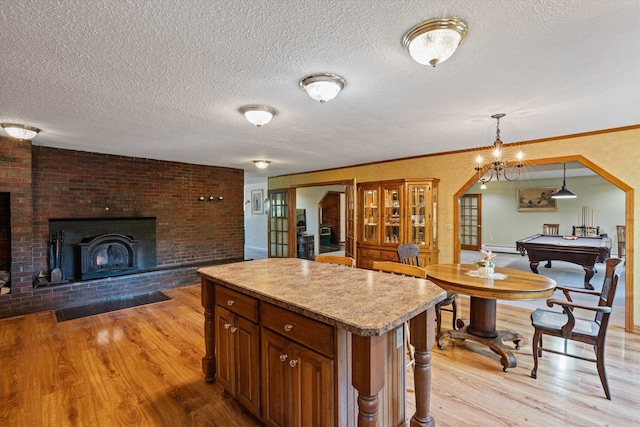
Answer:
[235, 315, 261, 416]
[290, 343, 334, 427]
[215, 306, 235, 394]
[381, 183, 403, 246]
[262, 329, 290, 427]
[360, 185, 380, 245]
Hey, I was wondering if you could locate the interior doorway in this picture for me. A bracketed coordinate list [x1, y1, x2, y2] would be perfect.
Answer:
[455, 157, 632, 330]
[318, 191, 344, 253]
[295, 183, 351, 258]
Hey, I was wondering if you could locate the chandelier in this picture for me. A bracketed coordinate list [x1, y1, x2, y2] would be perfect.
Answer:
[475, 114, 523, 185]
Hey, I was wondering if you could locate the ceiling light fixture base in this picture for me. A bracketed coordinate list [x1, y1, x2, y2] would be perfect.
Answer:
[1, 123, 41, 140]
[402, 17, 468, 67]
[253, 160, 271, 169]
[299, 73, 346, 103]
[240, 105, 276, 127]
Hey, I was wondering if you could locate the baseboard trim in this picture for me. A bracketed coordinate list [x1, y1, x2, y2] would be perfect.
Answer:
[481, 245, 520, 255]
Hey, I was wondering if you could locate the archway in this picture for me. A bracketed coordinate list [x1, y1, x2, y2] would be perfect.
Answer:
[453, 155, 634, 331]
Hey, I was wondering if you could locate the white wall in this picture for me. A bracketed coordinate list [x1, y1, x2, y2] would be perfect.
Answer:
[466, 175, 625, 253]
[244, 181, 268, 250]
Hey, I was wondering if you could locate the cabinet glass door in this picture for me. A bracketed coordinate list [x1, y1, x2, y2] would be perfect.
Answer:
[362, 188, 378, 243]
[407, 184, 429, 246]
[382, 186, 401, 244]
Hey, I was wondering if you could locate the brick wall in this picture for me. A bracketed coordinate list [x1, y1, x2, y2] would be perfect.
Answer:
[0, 138, 33, 296]
[0, 142, 244, 318]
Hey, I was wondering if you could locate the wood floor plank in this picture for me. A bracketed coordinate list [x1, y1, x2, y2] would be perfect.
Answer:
[1, 284, 638, 426]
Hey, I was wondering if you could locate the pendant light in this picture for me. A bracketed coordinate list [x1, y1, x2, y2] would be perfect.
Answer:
[551, 163, 577, 199]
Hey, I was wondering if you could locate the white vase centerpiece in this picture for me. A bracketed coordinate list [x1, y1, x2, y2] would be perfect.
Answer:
[474, 249, 497, 276]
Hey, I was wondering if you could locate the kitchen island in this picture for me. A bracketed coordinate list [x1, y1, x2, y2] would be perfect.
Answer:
[198, 258, 445, 427]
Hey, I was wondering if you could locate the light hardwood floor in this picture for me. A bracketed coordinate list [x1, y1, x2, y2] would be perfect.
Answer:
[1, 284, 638, 426]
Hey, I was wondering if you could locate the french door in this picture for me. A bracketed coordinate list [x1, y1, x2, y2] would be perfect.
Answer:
[344, 179, 357, 261]
[460, 194, 482, 250]
[268, 189, 296, 258]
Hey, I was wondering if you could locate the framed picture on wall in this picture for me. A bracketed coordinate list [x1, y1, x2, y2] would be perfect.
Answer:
[517, 187, 558, 212]
[251, 189, 263, 214]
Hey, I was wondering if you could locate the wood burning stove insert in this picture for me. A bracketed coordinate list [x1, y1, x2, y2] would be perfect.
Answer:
[79, 233, 139, 280]
[46, 217, 157, 285]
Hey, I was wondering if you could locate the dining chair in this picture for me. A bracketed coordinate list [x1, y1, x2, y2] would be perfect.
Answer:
[314, 255, 356, 267]
[530, 257, 623, 400]
[542, 224, 560, 267]
[397, 243, 420, 266]
[372, 260, 428, 368]
[616, 225, 625, 257]
[542, 223, 559, 235]
[398, 244, 457, 336]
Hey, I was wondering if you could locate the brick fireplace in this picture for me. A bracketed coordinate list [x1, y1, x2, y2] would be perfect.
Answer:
[0, 140, 244, 319]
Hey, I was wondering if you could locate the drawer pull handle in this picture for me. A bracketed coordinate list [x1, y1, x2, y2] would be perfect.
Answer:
[284, 324, 293, 332]
[230, 327, 237, 333]
[279, 354, 288, 362]
[289, 359, 298, 368]
[224, 323, 231, 329]
[227, 300, 235, 306]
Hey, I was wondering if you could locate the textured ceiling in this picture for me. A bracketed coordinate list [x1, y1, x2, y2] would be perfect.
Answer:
[1, 1, 638, 184]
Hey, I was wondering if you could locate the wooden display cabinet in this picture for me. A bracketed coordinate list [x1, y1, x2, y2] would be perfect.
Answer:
[358, 179, 439, 269]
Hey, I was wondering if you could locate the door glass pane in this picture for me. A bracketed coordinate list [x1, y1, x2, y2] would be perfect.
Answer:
[269, 190, 289, 258]
[383, 187, 400, 244]
[362, 189, 378, 243]
[409, 186, 426, 245]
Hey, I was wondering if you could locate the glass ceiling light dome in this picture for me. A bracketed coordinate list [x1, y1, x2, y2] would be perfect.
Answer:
[1, 123, 41, 140]
[253, 160, 271, 169]
[402, 17, 468, 67]
[299, 73, 346, 104]
[240, 105, 276, 128]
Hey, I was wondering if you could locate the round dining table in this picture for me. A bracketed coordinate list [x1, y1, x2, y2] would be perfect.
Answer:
[425, 263, 556, 371]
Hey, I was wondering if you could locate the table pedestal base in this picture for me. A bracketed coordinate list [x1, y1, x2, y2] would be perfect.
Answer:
[437, 318, 524, 372]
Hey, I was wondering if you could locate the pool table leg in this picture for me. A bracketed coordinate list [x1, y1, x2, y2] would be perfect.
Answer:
[583, 267, 595, 290]
[529, 261, 540, 275]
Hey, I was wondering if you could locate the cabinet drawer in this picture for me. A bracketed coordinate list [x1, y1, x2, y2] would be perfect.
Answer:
[215, 285, 258, 322]
[380, 250, 399, 261]
[360, 248, 380, 259]
[261, 303, 334, 358]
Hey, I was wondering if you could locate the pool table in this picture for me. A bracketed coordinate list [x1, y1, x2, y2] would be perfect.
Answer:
[516, 234, 611, 289]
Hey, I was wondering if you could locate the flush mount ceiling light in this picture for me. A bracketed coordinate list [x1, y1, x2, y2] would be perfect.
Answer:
[551, 163, 577, 199]
[240, 105, 276, 128]
[299, 73, 346, 104]
[1, 123, 41, 140]
[402, 17, 468, 67]
[253, 160, 271, 169]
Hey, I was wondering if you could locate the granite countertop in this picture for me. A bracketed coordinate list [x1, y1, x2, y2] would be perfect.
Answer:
[198, 258, 446, 337]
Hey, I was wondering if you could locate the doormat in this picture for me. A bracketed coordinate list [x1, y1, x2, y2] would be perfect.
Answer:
[319, 244, 342, 253]
[55, 291, 170, 322]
